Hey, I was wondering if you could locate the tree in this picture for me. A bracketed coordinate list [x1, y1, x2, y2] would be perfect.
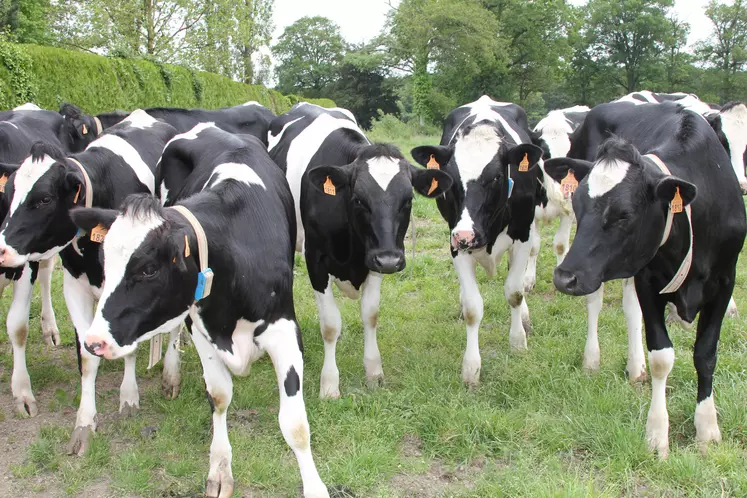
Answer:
[662, 13, 691, 92]
[696, 0, 747, 103]
[0, 0, 51, 44]
[273, 16, 346, 96]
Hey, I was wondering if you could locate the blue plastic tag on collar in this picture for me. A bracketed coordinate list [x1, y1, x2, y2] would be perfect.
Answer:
[75, 228, 85, 238]
[195, 268, 214, 301]
[507, 177, 514, 198]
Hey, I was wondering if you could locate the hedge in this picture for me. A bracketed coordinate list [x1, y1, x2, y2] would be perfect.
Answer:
[0, 42, 335, 114]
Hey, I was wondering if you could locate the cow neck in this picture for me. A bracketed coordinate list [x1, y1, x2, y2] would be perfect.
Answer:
[170, 205, 212, 301]
[644, 153, 693, 294]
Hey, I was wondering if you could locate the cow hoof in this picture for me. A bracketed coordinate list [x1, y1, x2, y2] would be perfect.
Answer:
[42, 329, 61, 347]
[509, 334, 528, 352]
[366, 374, 384, 390]
[67, 426, 94, 456]
[646, 427, 669, 459]
[161, 379, 181, 400]
[119, 403, 139, 418]
[626, 362, 648, 384]
[319, 387, 341, 400]
[205, 459, 234, 498]
[582, 358, 600, 373]
[14, 396, 38, 418]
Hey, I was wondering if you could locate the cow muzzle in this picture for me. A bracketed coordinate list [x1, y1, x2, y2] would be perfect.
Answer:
[0, 244, 27, 268]
[450, 230, 484, 252]
[367, 250, 406, 274]
[553, 267, 600, 296]
[84, 335, 114, 360]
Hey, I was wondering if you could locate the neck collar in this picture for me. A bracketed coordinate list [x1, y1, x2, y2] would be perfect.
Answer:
[170, 205, 214, 301]
[93, 116, 103, 136]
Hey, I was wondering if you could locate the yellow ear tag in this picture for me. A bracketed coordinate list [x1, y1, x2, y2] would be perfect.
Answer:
[670, 187, 683, 214]
[323, 176, 336, 196]
[560, 169, 579, 198]
[90, 224, 108, 243]
[81, 124, 88, 135]
[519, 153, 530, 172]
[427, 154, 440, 170]
[184, 234, 190, 258]
[427, 177, 439, 195]
[0, 173, 8, 193]
[73, 184, 81, 204]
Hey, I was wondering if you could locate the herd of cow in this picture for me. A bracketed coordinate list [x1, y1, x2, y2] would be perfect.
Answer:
[0, 90, 744, 497]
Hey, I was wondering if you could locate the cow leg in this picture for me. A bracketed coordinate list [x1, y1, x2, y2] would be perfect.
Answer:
[553, 213, 573, 266]
[63, 271, 98, 456]
[360, 272, 384, 387]
[161, 325, 182, 399]
[39, 257, 60, 346]
[506, 239, 532, 351]
[7, 268, 36, 416]
[257, 319, 329, 498]
[119, 354, 139, 417]
[523, 221, 540, 293]
[584, 283, 603, 372]
[192, 328, 234, 498]
[622, 278, 647, 382]
[314, 281, 342, 399]
[454, 253, 482, 386]
[725, 295, 738, 318]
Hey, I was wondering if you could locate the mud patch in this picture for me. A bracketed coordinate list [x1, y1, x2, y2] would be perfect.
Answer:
[389, 457, 485, 498]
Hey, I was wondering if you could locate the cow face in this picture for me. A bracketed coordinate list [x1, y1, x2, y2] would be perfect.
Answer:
[307, 144, 452, 274]
[707, 102, 747, 194]
[544, 139, 697, 296]
[412, 124, 542, 252]
[71, 196, 196, 359]
[59, 103, 99, 153]
[0, 144, 85, 267]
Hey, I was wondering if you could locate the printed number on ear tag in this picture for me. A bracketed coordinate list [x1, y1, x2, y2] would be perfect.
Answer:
[90, 224, 108, 243]
[427, 154, 440, 170]
[519, 153, 530, 172]
[0, 173, 7, 193]
[670, 186, 683, 214]
[323, 176, 336, 196]
[560, 170, 579, 198]
[195, 268, 214, 301]
[428, 177, 438, 195]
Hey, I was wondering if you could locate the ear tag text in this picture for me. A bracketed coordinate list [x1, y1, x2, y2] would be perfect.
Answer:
[323, 176, 336, 196]
[428, 177, 438, 195]
[90, 224, 108, 243]
[195, 269, 214, 300]
[427, 154, 440, 170]
[670, 186, 683, 214]
[560, 169, 579, 198]
[519, 153, 530, 172]
[0, 173, 7, 193]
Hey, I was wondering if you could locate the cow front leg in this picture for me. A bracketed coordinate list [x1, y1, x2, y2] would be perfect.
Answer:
[553, 213, 573, 266]
[39, 257, 60, 346]
[161, 325, 182, 399]
[314, 281, 342, 399]
[63, 271, 98, 456]
[361, 272, 384, 387]
[523, 221, 540, 293]
[192, 328, 234, 498]
[119, 354, 139, 417]
[583, 283, 603, 372]
[454, 253, 482, 386]
[7, 268, 36, 416]
[506, 239, 532, 351]
[258, 319, 329, 498]
[622, 278, 647, 382]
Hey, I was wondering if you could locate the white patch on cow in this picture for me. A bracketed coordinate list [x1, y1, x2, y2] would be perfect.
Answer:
[719, 103, 747, 185]
[361, 272, 384, 382]
[675, 95, 713, 115]
[87, 134, 155, 193]
[561, 105, 591, 114]
[13, 102, 41, 111]
[8, 154, 56, 216]
[616, 90, 657, 104]
[452, 207, 475, 236]
[0, 121, 19, 129]
[367, 156, 401, 190]
[121, 109, 158, 129]
[454, 125, 502, 188]
[332, 278, 360, 300]
[694, 394, 722, 445]
[241, 101, 262, 107]
[451, 96, 522, 145]
[647, 347, 674, 457]
[587, 158, 630, 198]
[212, 318, 264, 376]
[534, 110, 573, 158]
[296, 102, 357, 124]
[205, 162, 266, 190]
[622, 278, 646, 382]
[316, 283, 342, 398]
[267, 117, 303, 152]
[164, 122, 217, 150]
[453, 253, 482, 386]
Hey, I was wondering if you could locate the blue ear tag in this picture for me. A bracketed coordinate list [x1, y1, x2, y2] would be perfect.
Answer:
[75, 228, 85, 238]
[507, 177, 514, 198]
[195, 268, 214, 300]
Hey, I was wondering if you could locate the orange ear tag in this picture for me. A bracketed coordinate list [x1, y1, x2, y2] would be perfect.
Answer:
[519, 153, 530, 172]
[323, 176, 336, 196]
[670, 187, 683, 214]
[184, 234, 190, 258]
[73, 184, 82, 204]
[427, 177, 438, 195]
[90, 224, 108, 243]
[81, 124, 88, 135]
[0, 173, 8, 193]
[427, 154, 440, 170]
[560, 169, 579, 198]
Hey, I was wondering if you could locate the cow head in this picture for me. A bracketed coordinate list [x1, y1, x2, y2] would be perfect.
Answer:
[707, 102, 747, 194]
[0, 142, 90, 267]
[71, 195, 196, 359]
[544, 137, 696, 296]
[412, 123, 543, 252]
[306, 143, 452, 274]
[0, 161, 20, 222]
[59, 103, 100, 153]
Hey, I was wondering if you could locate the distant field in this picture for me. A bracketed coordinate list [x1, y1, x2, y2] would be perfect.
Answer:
[0, 133, 745, 497]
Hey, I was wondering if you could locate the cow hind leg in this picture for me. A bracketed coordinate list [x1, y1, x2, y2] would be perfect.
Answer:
[361, 273, 384, 388]
[454, 254, 483, 387]
[119, 354, 139, 417]
[258, 319, 329, 498]
[39, 258, 60, 346]
[8, 270, 36, 416]
[583, 284, 603, 372]
[506, 240, 532, 352]
[315, 283, 342, 399]
[622, 278, 647, 382]
[161, 325, 182, 399]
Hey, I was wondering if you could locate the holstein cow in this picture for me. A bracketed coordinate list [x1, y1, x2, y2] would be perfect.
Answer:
[525, 105, 590, 290]
[411, 95, 545, 386]
[545, 103, 746, 457]
[59, 101, 276, 152]
[74, 124, 329, 498]
[269, 103, 451, 398]
[0, 110, 181, 455]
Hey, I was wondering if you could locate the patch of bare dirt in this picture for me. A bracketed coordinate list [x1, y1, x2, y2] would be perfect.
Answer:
[389, 455, 486, 498]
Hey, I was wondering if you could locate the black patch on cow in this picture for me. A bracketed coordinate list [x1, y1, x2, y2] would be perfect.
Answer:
[75, 333, 82, 376]
[284, 366, 300, 397]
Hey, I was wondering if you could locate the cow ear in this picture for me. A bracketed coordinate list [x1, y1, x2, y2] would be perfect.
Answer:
[70, 207, 117, 232]
[655, 176, 697, 208]
[0, 162, 19, 178]
[410, 166, 453, 198]
[410, 145, 453, 169]
[64, 168, 86, 204]
[543, 157, 594, 184]
[167, 230, 190, 272]
[506, 144, 543, 172]
[307, 165, 350, 196]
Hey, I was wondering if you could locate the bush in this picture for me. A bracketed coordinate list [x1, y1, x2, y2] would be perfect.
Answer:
[367, 112, 441, 141]
[0, 42, 334, 114]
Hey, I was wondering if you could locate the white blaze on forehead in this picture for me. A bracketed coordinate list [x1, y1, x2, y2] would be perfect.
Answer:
[268, 117, 303, 152]
[164, 122, 217, 150]
[121, 109, 158, 129]
[87, 134, 155, 193]
[719, 103, 747, 182]
[9, 154, 57, 216]
[204, 162, 266, 190]
[367, 156, 402, 190]
[452, 207, 475, 234]
[587, 158, 631, 198]
[454, 124, 502, 188]
[451, 96, 522, 145]
[534, 110, 573, 158]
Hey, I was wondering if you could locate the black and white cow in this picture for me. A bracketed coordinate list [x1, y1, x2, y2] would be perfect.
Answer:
[0, 110, 181, 455]
[525, 105, 590, 289]
[545, 103, 746, 457]
[73, 124, 329, 498]
[269, 103, 451, 398]
[411, 95, 545, 386]
[59, 101, 276, 152]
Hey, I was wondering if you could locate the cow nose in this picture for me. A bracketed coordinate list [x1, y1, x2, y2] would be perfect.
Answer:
[84, 336, 109, 358]
[451, 230, 475, 250]
[372, 253, 405, 274]
[553, 268, 578, 294]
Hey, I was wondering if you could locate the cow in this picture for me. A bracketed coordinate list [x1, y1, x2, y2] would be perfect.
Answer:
[410, 95, 545, 386]
[525, 105, 590, 290]
[59, 101, 276, 153]
[545, 102, 746, 458]
[0, 110, 181, 455]
[72, 123, 329, 498]
[268, 102, 451, 398]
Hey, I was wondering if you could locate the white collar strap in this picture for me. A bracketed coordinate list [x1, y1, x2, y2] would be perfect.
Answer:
[68, 157, 93, 208]
[644, 154, 693, 294]
[93, 116, 103, 136]
[170, 205, 214, 301]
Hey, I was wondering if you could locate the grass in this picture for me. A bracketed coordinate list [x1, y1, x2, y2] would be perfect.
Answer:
[0, 132, 746, 497]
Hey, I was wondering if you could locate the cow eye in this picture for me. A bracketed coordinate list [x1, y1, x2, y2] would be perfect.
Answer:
[37, 196, 52, 207]
[142, 267, 158, 278]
